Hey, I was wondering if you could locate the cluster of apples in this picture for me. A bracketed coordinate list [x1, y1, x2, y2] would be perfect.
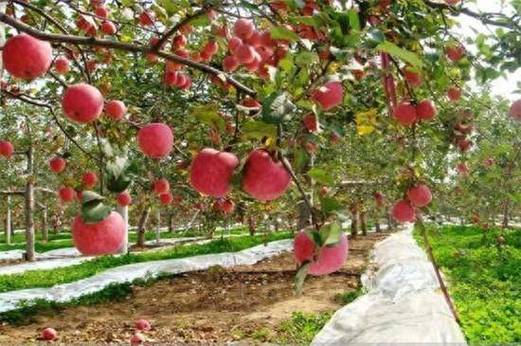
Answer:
[39, 319, 152, 343]
[391, 184, 432, 223]
[393, 99, 437, 126]
[452, 111, 474, 153]
[190, 148, 291, 202]
[222, 19, 290, 78]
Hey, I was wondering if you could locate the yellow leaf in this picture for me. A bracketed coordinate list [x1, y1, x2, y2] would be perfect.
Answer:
[355, 109, 378, 136]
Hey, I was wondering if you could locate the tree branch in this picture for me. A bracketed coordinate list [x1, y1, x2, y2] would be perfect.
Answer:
[0, 13, 256, 96]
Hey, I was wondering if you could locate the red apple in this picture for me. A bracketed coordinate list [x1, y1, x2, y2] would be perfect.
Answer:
[172, 34, 187, 49]
[82, 171, 98, 188]
[235, 44, 256, 64]
[130, 333, 145, 345]
[311, 81, 344, 111]
[303, 113, 319, 132]
[190, 148, 239, 197]
[214, 198, 235, 214]
[223, 55, 240, 72]
[407, 184, 432, 208]
[58, 186, 75, 203]
[403, 68, 422, 88]
[139, 11, 155, 26]
[2, 34, 52, 80]
[101, 21, 117, 35]
[54, 56, 70, 75]
[117, 191, 132, 207]
[153, 178, 170, 194]
[416, 100, 437, 121]
[135, 319, 151, 331]
[391, 200, 416, 223]
[159, 192, 173, 205]
[393, 101, 417, 126]
[105, 100, 126, 120]
[62, 83, 104, 124]
[0, 140, 14, 158]
[95, 6, 109, 18]
[242, 149, 291, 201]
[234, 19, 255, 40]
[72, 211, 125, 255]
[41, 328, 57, 341]
[294, 231, 349, 276]
[49, 156, 66, 173]
[446, 44, 465, 61]
[137, 123, 174, 159]
[447, 87, 462, 101]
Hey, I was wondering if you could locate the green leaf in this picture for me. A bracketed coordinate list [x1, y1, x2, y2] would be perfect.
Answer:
[347, 9, 360, 31]
[320, 196, 343, 214]
[81, 191, 111, 224]
[191, 104, 225, 131]
[262, 92, 296, 123]
[242, 120, 278, 140]
[105, 157, 138, 193]
[320, 223, 342, 246]
[270, 26, 300, 42]
[308, 168, 333, 185]
[294, 262, 310, 295]
[377, 41, 423, 68]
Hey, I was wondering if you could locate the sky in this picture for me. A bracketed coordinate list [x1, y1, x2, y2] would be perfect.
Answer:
[452, 0, 520, 101]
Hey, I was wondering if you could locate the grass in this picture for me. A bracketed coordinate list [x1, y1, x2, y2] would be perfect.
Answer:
[0, 226, 248, 252]
[276, 311, 333, 344]
[334, 288, 363, 305]
[415, 224, 521, 344]
[0, 231, 291, 294]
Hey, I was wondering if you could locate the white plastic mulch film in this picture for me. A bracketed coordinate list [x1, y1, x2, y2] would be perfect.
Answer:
[0, 239, 292, 313]
[312, 224, 467, 344]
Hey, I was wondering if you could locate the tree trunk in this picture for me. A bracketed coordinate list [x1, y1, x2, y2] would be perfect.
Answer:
[375, 220, 381, 233]
[350, 206, 359, 238]
[24, 147, 35, 261]
[248, 215, 256, 236]
[360, 211, 367, 236]
[168, 212, 174, 233]
[502, 201, 509, 229]
[116, 205, 128, 254]
[137, 206, 150, 247]
[155, 209, 161, 244]
[387, 212, 393, 231]
[5, 195, 11, 245]
[41, 206, 48, 243]
[296, 199, 311, 231]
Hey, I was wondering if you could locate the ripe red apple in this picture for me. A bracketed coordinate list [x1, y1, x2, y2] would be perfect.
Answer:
[49, 156, 66, 173]
[457, 138, 472, 152]
[234, 19, 255, 40]
[105, 100, 127, 120]
[62, 83, 104, 124]
[137, 123, 174, 159]
[135, 319, 151, 331]
[190, 148, 239, 197]
[95, 6, 109, 18]
[393, 101, 417, 126]
[139, 11, 155, 26]
[235, 44, 256, 64]
[303, 113, 319, 132]
[445, 0, 460, 5]
[242, 149, 291, 201]
[101, 21, 117, 35]
[294, 231, 349, 276]
[153, 178, 170, 194]
[72, 211, 125, 255]
[159, 192, 173, 205]
[41, 327, 57, 341]
[456, 162, 469, 176]
[509, 99, 521, 121]
[117, 191, 132, 207]
[223, 55, 240, 72]
[54, 56, 70, 75]
[446, 44, 464, 61]
[407, 184, 432, 208]
[203, 41, 219, 56]
[2, 34, 52, 80]
[391, 200, 416, 223]
[228, 36, 243, 54]
[130, 333, 145, 345]
[311, 81, 344, 111]
[58, 186, 75, 203]
[0, 140, 14, 158]
[447, 87, 462, 101]
[82, 171, 98, 188]
[416, 100, 437, 121]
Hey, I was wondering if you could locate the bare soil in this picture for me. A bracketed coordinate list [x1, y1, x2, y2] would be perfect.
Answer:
[0, 232, 387, 344]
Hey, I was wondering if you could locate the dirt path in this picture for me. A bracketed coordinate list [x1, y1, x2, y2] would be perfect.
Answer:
[0, 233, 387, 344]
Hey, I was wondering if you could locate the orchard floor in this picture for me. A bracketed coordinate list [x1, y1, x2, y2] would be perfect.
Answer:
[0, 232, 387, 344]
